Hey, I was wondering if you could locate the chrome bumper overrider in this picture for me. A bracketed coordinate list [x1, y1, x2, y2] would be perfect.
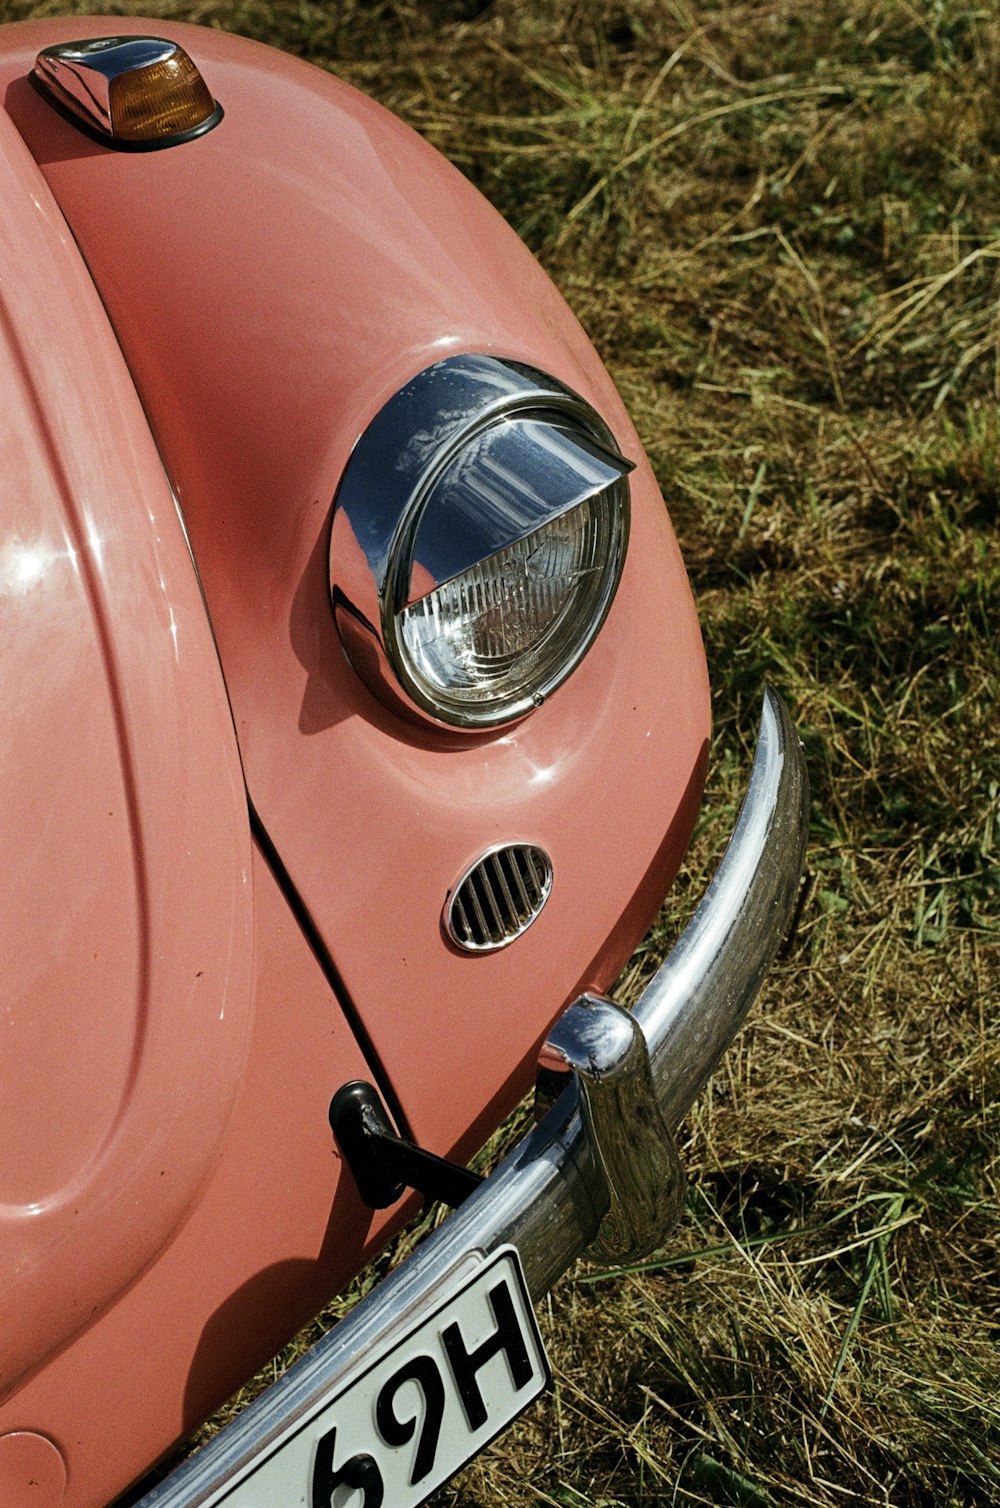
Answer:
[139, 688, 808, 1507]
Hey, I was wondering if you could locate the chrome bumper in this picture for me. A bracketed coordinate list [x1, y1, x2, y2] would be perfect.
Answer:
[138, 688, 808, 1507]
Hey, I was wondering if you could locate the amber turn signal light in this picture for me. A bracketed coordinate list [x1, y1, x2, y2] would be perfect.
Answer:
[32, 36, 222, 150]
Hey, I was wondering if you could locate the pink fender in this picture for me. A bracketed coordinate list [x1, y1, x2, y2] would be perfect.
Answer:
[1, 18, 711, 1167]
[0, 104, 254, 1399]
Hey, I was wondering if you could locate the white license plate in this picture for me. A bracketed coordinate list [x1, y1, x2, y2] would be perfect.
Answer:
[213, 1246, 549, 1508]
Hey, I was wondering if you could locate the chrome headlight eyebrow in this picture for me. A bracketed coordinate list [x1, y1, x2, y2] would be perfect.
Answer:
[330, 355, 633, 730]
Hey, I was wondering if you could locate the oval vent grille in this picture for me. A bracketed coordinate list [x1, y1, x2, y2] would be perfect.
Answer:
[446, 844, 553, 952]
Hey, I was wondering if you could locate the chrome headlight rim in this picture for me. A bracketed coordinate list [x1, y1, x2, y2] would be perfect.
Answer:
[329, 355, 633, 733]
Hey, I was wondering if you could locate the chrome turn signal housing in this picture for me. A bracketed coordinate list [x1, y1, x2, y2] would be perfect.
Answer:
[31, 36, 222, 149]
[330, 356, 633, 731]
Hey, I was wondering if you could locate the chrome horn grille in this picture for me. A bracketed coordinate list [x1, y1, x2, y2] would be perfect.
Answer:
[446, 844, 553, 952]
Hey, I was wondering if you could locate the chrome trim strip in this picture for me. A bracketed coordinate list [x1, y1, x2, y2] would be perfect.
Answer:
[136, 688, 807, 1508]
[632, 688, 809, 1127]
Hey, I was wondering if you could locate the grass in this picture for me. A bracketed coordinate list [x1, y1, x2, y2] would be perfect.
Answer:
[7, 0, 997, 1502]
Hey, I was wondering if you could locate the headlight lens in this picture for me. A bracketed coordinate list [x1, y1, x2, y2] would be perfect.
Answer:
[330, 356, 632, 731]
[397, 492, 623, 726]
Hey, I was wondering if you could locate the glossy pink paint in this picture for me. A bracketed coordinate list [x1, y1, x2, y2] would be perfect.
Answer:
[0, 101, 254, 1404]
[0, 17, 713, 1504]
[2, 20, 710, 1171]
[0, 842, 410, 1508]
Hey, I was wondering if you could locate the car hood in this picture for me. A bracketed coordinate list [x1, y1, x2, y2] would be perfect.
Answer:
[0, 105, 255, 1401]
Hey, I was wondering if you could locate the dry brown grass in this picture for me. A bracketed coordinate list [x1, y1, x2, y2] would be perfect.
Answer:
[7, 0, 996, 1502]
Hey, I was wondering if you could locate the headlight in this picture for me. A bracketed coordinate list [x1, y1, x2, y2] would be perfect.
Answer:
[330, 356, 632, 730]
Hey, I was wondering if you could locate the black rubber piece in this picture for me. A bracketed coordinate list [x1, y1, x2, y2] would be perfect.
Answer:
[329, 1081, 485, 1211]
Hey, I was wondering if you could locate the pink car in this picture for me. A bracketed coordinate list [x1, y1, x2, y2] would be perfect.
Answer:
[0, 19, 808, 1508]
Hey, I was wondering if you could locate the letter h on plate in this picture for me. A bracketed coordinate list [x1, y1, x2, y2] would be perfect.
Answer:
[441, 1280, 535, 1431]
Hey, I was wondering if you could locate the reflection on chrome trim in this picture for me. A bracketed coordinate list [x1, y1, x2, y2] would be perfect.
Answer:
[35, 37, 177, 133]
[543, 993, 685, 1262]
[330, 355, 632, 731]
[446, 843, 553, 951]
[31, 36, 222, 149]
[136, 689, 808, 1508]
[632, 689, 809, 1126]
